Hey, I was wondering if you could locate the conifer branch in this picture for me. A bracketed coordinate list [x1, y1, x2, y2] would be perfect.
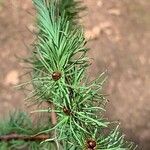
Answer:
[0, 0, 137, 149]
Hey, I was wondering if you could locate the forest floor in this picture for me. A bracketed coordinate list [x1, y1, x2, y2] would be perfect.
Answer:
[0, 0, 150, 149]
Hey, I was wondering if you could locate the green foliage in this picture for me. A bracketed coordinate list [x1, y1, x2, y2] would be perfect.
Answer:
[0, 0, 137, 150]
[59, 0, 86, 23]
[24, 0, 88, 102]
[0, 112, 56, 150]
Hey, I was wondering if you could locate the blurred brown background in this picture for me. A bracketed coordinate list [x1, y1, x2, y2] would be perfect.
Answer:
[0, 0, 150, 149]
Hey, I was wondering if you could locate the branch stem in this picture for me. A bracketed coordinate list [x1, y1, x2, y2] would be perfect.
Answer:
[0, 133, 50, 142]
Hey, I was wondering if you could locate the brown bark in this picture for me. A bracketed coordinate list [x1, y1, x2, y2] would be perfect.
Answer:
[0, 133, 50, 142]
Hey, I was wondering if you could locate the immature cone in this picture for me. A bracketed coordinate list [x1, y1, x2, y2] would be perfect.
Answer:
[87, 139, 97, 149]
[52, 71, 61, 81]
[63, 106, 71, 115]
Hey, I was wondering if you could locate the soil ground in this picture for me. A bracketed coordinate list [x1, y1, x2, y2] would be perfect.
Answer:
[0, 0, 150, 149]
